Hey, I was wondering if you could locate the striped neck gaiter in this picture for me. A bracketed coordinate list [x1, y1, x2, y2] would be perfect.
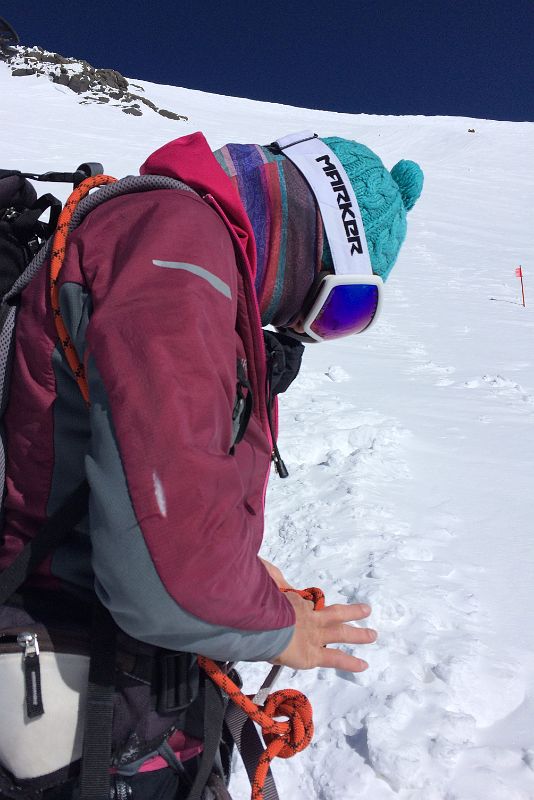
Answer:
[214, 143, 324, 327]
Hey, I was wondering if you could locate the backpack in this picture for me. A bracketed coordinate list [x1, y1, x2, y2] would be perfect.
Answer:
[0, 169, 241, 800]
[0, 168, 305, 800]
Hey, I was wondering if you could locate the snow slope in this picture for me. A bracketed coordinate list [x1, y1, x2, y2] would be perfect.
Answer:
[1, 63, 533, 799]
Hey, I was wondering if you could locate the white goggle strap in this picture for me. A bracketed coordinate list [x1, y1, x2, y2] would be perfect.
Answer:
[273, 131, 373, 277]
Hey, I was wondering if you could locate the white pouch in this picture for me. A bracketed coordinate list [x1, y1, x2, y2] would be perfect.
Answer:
[0, 627, 89, 779]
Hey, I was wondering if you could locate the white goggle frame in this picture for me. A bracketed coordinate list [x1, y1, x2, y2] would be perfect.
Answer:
[301, 273, 383, 342]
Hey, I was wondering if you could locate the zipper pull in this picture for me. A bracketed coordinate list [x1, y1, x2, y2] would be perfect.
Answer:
[17, 632, 44, 719]
[272, 446, 289, 479]
[266, 352, 289, 478]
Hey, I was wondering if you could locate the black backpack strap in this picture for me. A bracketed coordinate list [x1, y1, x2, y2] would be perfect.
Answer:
[10, 193, 62, 244]
[79, 602, 117, 800]
[185, 673, 228, 800]
[0, 480, 90, 604]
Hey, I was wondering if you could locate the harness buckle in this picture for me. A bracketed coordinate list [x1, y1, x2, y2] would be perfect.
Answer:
[157, 651, 199, 714]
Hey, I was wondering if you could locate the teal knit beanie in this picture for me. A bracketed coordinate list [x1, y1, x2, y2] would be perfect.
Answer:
[321, 137, 424, 281]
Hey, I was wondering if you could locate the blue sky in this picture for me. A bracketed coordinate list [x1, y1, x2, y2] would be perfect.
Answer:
[3, 0, 533, 122]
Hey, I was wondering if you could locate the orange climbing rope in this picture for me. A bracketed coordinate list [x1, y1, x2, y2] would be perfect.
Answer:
[198, 587, 325, 800]
[50, 174, 117, 405]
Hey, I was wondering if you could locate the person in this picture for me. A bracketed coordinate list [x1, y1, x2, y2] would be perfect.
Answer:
[0, 130, 423, 799]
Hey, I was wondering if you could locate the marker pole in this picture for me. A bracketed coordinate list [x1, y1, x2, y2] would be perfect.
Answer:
[520, 268, 526, 307]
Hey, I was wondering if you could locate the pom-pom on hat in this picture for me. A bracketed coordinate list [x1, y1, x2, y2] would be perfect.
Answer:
[321, 137, 423, 281]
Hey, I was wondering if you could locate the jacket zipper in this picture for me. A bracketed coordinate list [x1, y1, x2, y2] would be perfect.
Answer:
[203, 193, 288, 478]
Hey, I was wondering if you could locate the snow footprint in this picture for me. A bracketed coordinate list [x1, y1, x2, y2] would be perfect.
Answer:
[464, 374, 534, 406]
[433, 652, 525, 727]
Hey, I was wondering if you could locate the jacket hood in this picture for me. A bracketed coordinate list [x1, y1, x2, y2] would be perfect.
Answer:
[140, 132, 257, 278]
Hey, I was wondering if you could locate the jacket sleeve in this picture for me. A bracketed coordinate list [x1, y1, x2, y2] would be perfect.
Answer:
[62, 188, 295, 662]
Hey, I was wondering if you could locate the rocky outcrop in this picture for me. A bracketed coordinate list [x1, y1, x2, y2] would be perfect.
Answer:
[0, 44, 188, 122]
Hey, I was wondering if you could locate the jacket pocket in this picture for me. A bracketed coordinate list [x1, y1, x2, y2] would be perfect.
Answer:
[229, 357, 253, 454]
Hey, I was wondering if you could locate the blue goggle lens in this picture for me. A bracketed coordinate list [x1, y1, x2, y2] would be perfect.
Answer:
[310, 283, 380, 340]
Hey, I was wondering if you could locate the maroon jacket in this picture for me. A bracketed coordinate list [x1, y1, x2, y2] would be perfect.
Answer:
[0, 133, 295, 661]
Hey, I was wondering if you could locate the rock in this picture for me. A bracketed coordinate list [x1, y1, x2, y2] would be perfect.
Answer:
[2, 43, 188, 123]
[131, 93, 158, 112]
[98, 68, 128, 91]
[0, 45, 18, 61]
[52, 73, 71, 87]
[27, 50, 45, 62]
[68, 74, 92, 94]
[158, 108, 189, 121]
[11, 68, 35, 77]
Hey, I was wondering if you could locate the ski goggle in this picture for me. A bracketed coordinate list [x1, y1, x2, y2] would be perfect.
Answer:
[271, 131, 384, 343]
[294, 272, 383, 342]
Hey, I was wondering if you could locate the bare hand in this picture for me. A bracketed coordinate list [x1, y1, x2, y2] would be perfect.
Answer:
[272, 591, 375, 673]
[260, 557, 293, 590]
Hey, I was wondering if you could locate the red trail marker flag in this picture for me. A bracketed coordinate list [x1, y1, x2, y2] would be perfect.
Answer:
[515, 265, 525, 306]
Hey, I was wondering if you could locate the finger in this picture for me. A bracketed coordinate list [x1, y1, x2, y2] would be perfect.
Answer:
[322, 624, 377, 646]
[316, 647, 369, 673]
[319, 603, 372, 624]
